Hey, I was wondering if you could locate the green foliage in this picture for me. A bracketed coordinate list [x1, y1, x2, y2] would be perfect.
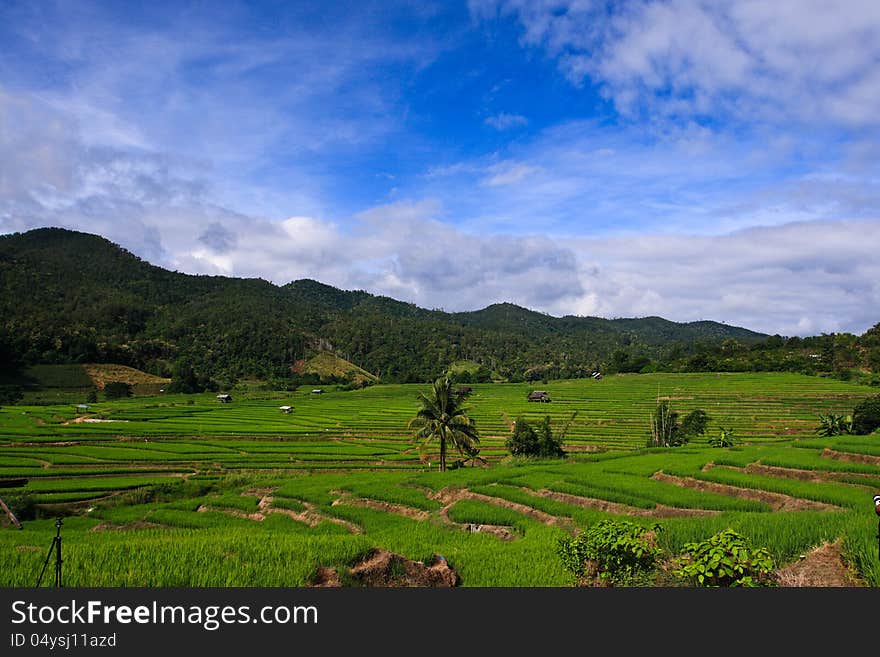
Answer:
[680, 409, 710, 439]
[557, 519, 662, 585]
[1, 227, 775, 388]
[851, 395, 880, 435]
[1, 492, 41, 521]
[648, 400, 708, 447]
[506, 416, 566, 458]
[0, 385, 23, 405]
[506, 417, 539, 456]
[103, 381, 133, 399]
[409, 377, 480, 471]
[536, 416, 565, 457]
[708, 426, 736, 448]
[674, 529, 775, 587]
[815, 413, 852, 437]
[166, 359, 216, 394]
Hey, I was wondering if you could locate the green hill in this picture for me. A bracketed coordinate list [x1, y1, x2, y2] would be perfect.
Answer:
[1, 226, 838, 390]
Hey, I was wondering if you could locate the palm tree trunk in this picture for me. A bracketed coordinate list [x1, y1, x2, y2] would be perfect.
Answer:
[440, 437, 447, 472]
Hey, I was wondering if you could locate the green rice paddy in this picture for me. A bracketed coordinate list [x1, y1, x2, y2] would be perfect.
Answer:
[1, 373, 878, 587]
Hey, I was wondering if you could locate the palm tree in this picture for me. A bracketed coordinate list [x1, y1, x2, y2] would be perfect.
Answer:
[409, 377, 480, 472]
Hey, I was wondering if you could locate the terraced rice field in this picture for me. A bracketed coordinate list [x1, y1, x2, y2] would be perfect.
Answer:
[1, 373, 878, 587]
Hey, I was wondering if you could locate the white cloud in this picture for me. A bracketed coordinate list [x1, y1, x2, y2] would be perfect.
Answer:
[484, 112, 529, 130]
[472, 0, 880, 126]
[482, 162, 541, 186]
[563, 219, 880, 335]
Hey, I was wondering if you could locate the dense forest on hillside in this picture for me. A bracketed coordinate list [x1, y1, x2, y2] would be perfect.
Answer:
[1, 228, 878, 390]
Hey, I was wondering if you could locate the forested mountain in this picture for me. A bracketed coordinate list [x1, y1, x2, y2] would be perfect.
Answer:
[1, 227, 876, 389]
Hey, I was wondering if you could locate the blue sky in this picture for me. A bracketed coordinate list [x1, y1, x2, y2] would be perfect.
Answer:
[2, 0, 879, 335]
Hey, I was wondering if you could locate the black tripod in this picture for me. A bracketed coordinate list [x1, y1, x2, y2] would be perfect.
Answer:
[36, 518, 63, 587]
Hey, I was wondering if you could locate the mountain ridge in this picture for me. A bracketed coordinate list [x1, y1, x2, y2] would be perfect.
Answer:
[1, 226, 770, 385]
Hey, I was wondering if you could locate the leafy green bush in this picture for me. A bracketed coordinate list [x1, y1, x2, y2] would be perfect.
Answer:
[648, 401, 709, 447]
[851, 395, 880, 435]
[506, 416, 565, 458]
[708, 426, 736, 447]
[815, 413, 852, 437]
[674, 529, 775, 587]
[557, 519, 662, 585]
[2, 492, 40, 521]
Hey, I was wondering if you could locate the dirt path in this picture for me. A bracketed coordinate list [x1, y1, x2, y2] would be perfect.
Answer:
[776, 540, 865, 587]
[651, 471, 841, 512]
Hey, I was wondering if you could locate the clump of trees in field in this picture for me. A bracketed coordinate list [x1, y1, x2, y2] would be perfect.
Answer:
[647, 400, 709, 447]
[505, 414, 569, 458]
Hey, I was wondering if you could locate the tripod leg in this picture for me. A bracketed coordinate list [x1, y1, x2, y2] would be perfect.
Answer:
[36, 537, 57, 587]
[55, 535, 62, 587]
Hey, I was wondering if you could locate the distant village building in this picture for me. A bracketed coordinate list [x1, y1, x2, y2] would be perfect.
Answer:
[527, 390, 551, 403]
[311, 389, 324, 394]
[591, 371, 603, 380]
[216, 394, 232, 403]
[279, 405, 293, 414]
[76, 404, 89, 412]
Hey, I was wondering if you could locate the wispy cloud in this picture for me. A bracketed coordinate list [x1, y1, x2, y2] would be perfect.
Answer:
[471, 0, 880, 127]
[484, 112, 528, 130]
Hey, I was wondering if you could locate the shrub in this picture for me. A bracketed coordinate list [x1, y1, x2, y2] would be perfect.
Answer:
[0, 385, 23, 405]
[815, 413, 852, 437]
[708, 426, 736, 448]
[674, 529, 775, 587]
[104, 381, 132, 399]
[3, 492, 40, 521]
[557, 519, 662, 585]
[851, 395, 880, 435]
[680, 409, 710, 440]
[648, 400, 709, 447]
[506, 417, 539, 456]
[506, 416, 565, 458]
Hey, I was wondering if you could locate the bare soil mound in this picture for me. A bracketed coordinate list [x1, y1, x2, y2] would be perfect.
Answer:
[776, 541, 864, 587]
[310, 549, 459, 587]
